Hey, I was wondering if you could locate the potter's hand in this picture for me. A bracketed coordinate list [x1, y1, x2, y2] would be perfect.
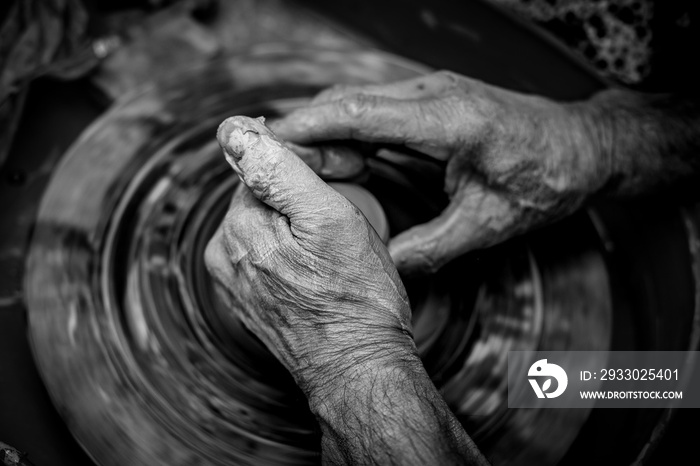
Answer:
[205, 116, 489, 465]
[272, 71, 610, 276]
[206, 116, 413, 386]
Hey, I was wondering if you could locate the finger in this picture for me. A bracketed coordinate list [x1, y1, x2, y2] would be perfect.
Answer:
[204, 185, 296, 357]
[204, 189, 262, 292]
[217, 115, 347, 237]
[207, 185, 279, 267]
[204, 226, 231, 277]
[210, 183, 300, 278]
[285, 141, 366, 179]
[309, 72, 458, 105]
[388, 183, 517, 276]
[270, 95, 453, 160]
[273, 71, 460, 143]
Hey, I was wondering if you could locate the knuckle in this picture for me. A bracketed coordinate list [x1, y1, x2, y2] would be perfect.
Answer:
[313, 84, 350, 104]
[339, 94, 376, 120]
[338, 202, 370, 235]
[302, 199, 363, 241]
[434, 70, 461, 87]
[328, 195, 363, 223]
[339, 208, 363, 232]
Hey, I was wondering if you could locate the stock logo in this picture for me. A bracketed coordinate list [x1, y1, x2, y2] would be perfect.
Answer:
[528, 359, 568, 399]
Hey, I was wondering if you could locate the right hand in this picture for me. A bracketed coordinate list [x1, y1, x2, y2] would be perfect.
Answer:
[205, 116, 416, 393]
[206, 117, 491, 466]
[273, 71, 610, 276]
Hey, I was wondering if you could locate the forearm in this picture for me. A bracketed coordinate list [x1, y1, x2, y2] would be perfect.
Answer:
[578, 89, 700, 196]
[302, 343, 489, 466]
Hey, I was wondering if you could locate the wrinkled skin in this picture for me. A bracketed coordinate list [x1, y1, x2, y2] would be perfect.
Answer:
[206, 116, 489, 465]
[205, 73, 700, 465]
[272, 71, 610, 276]
[205, 117, 415, 388]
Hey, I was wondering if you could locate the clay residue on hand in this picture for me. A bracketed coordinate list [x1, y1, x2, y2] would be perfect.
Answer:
[216, 116, 271, 163]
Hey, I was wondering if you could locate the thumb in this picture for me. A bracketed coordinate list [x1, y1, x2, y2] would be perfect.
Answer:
[217, 116, 345, 235]
[389, 183, 516, 276]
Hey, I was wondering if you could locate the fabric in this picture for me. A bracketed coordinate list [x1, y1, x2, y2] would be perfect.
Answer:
[0, 0, 99, 167]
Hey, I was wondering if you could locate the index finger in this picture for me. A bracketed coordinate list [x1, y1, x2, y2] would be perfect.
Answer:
[271, 95, 452, 160]
[309, 72, 457, 105]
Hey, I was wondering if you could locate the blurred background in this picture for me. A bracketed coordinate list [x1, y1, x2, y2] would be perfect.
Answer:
[1, 1, 699, 465]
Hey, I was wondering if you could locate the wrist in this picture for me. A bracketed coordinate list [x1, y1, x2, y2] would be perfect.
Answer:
[305, 346, 425, 438]
[574, 88, 670, 196]
[298, 332, 421, 410]
[562, 96, 616, 196]
[301, 346, 491, 465]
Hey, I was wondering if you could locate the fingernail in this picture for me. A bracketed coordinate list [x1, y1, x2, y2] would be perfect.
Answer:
[217, 117, 263, 162]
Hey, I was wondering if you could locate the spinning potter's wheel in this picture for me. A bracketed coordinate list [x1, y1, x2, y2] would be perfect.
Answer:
[24, 48, 700, 466]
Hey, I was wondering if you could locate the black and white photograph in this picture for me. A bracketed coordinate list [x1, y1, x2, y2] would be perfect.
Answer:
[1, 1, 699, 465]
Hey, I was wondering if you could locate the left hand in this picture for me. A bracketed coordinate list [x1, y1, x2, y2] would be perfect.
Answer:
[271, 71, 610, 276]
